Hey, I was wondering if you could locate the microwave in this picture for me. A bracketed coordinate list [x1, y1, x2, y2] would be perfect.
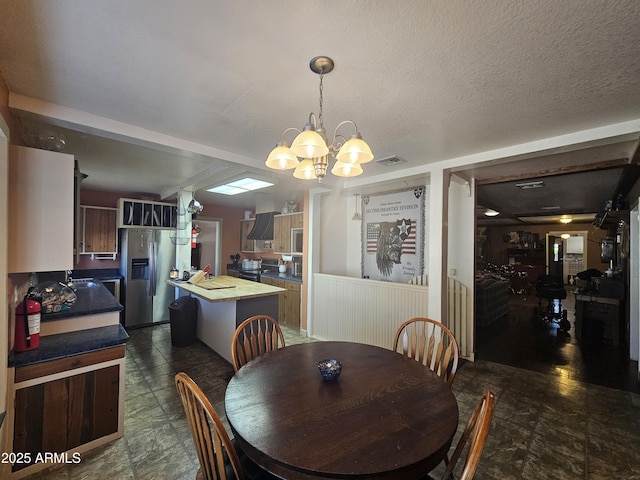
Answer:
[291, 228, 303, 254]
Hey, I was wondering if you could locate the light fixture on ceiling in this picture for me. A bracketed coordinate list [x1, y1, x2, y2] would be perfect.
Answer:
[265, 56, 373, 183]
[515, 180, 544, 189]
[561, 233, 571, 239]
[207, 177, 274, 195]
[484, 208, 500, 217]
[559, 216, 573, 224]
[352, 193, 361, 221]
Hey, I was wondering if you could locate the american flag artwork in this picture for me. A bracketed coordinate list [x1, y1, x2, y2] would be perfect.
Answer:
[361, 186, 425, 282]
[366, 219, 416, 255]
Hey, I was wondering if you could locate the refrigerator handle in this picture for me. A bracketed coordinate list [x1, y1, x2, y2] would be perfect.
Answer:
[149, 241, 157, 296]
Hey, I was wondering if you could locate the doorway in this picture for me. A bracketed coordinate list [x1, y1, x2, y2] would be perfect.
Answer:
[547, 230, 588, 284]
[192, 218, 222, 276]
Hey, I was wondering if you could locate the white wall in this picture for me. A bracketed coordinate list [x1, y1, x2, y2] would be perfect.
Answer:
[194, 218, 221, 275]
[319, 190, 349, 276]
[448, 176, 475, 285]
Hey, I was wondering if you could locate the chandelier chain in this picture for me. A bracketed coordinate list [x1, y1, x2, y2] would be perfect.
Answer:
[318, 72, 324, 129]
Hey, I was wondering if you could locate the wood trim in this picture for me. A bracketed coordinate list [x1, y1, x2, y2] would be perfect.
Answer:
[475, 158, 630, 185]
[15, 346, 125, 383]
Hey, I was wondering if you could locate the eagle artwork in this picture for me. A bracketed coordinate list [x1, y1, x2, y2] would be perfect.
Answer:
[375, 218, 412, 276]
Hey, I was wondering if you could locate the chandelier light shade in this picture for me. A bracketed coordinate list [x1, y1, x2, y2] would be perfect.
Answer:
[290, 125, 329, 159]
[332, 160, 363, 177]
[293, 158, 317, 180]
[335, 134, 374, 165]
[265, 141, 299, 170]
[265, 56, 373, 182]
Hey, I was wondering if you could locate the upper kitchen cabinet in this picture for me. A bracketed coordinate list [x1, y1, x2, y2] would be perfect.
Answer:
[80, 206, 118, 259]
[8, 146, 75, 273]
[118, 198, 177, 228]
[273, 212, 303, 254]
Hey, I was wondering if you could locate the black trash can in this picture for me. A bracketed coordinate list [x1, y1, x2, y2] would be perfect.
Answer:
[168, 296, 198, 347]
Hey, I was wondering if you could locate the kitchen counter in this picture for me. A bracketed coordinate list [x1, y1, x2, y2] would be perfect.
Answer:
[167, 275, 285, 302]
[227, 265, 302, 283]
[41, 280, 123, 321]
[8, 324, 129, 368]
[260, 271, 303, 283]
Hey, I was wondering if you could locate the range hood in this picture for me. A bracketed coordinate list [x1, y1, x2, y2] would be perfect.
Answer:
[247, 211, 279, 240]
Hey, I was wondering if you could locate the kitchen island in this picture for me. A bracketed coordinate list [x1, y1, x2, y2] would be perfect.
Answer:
[168, 276, 285, 363]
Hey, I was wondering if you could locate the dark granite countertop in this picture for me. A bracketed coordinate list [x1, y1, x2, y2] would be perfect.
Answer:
[8, 324, 129, 368]
[42, 281, 123, 322]
[260, 271, 303, 283]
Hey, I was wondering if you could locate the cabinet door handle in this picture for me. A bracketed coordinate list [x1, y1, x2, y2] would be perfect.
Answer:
[71, 359, 81, 368]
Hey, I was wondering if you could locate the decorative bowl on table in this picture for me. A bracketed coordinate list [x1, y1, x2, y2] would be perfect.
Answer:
[317, 359, 342, 381]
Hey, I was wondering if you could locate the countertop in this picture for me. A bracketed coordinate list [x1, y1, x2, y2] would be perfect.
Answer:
[73, 268, 123, 280]
[260, 271, 303, 283]
[169, 275, 285, 303]
[226, 265, 302, 283]
[41, 281, 123, 322]
[8, 324, 129, 368]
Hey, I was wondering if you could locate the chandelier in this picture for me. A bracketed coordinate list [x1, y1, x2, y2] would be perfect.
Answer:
[265, 56, 373, 182]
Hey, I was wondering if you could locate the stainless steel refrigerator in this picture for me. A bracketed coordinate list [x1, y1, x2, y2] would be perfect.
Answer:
[120, 229, 176, 328]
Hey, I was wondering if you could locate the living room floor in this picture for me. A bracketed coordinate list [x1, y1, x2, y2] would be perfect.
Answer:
[23, 320, 640, 480]
[476, 285, 640, 394]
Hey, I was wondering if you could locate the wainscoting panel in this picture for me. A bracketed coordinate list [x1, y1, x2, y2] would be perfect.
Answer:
[311, 274, 429, 349]
[448, 276, 471, 358]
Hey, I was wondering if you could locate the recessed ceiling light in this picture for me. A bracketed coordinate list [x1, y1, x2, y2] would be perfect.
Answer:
[515, 181, 544, 189]
[207, 177, 275, 195]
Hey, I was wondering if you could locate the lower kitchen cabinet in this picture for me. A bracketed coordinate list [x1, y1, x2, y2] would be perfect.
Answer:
[6, 345, 125, 478]
[284, 281, 301, 327]
[261, 277, 300, 327]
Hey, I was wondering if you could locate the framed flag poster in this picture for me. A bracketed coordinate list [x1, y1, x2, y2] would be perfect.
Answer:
[361, 186, 426, 282]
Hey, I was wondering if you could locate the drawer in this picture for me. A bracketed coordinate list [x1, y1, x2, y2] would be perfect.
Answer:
[270, 278, 286, 288]
[15, 345, 126, 383]
[285, 281, 301, 292]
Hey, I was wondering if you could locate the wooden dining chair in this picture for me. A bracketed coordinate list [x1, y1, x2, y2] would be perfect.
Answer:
[175, 372, 275, 480]
[393, 317, 460, 386]
[231, 315, 286, 371]
[439, 390, 496, 480]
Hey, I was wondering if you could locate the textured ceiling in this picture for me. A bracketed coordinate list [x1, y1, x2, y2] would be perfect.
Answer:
[1, 1, 640, 211]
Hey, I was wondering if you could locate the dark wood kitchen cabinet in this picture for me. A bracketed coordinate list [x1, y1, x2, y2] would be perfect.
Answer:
[8, 346, 125, 476]
[80, 205, 118, 257]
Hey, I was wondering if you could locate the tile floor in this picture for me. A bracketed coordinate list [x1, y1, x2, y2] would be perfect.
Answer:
[24, 322, 640, 480]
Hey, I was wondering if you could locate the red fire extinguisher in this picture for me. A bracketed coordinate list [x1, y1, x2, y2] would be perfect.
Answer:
[15, 288, 41, 352]
[191, 227, 199, 248]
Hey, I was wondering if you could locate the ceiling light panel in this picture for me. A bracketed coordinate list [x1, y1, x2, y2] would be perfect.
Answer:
[207, 177, 274, 195]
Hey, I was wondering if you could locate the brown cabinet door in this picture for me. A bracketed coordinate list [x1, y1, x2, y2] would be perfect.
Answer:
[84, 207, 117, 253]
[273, 215, 291, 253]
[12, 365, 120, 472]
[291, 212, 304, 229]
[284, 281, 301, 327]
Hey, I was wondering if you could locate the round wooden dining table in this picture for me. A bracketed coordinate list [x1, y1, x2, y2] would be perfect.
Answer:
[224, 341, 459, 480]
